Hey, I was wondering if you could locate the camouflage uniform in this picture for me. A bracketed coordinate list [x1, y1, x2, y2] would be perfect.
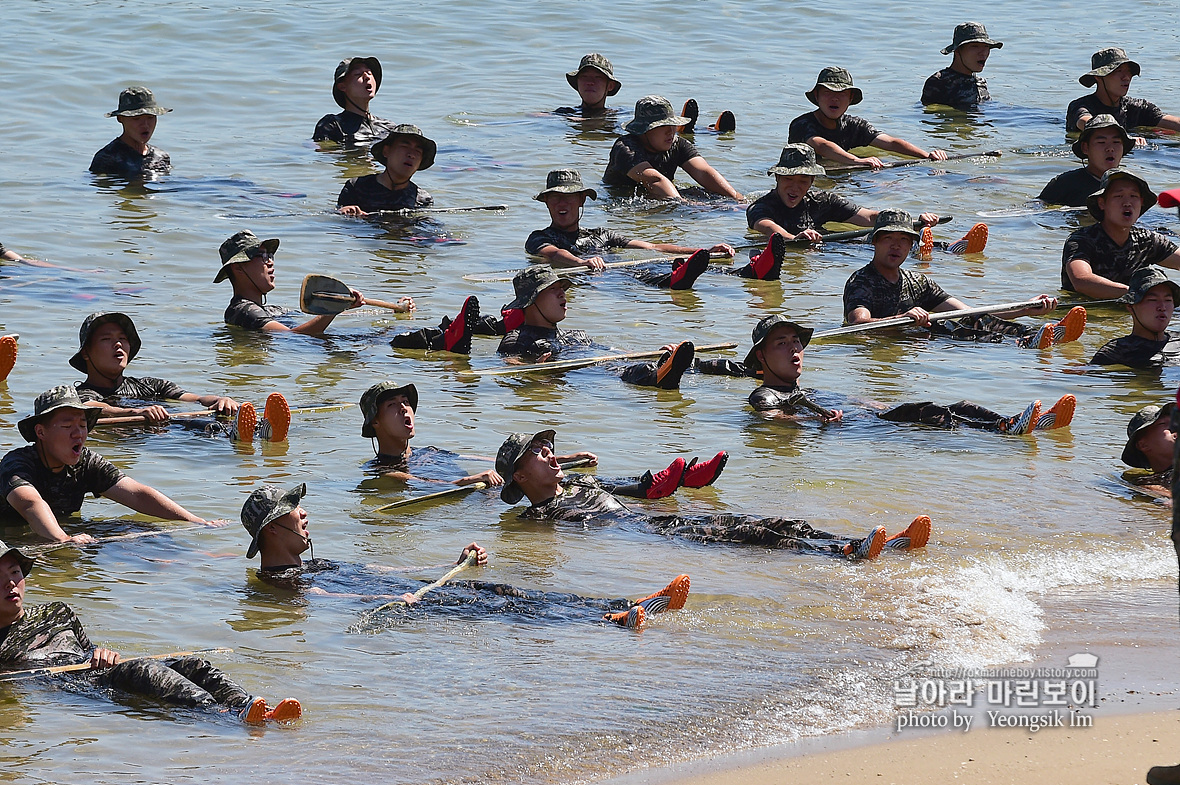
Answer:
[1060, 224, 1178, 292]
[76, 376, 187, 405]
[337, 176, 432, 212]
[1090, 332, 1180, 368]
[603, 135, 701, 188]
[745, 190, 860, 234]
[519, 476, 859, 555]
[313, 112, 397, 148]
[921, 68, 990, 110]
[89, 138, 171, 179]
[843, 263, 1030, 343]
[1038, 168, 1102, 207]
[1066, 95, 1164, 136]
[223, 297, 291, 330]
[0, 603, 249, 709]
[788, 112, 880, 151]
[257, 559, 632, 624]
[0, 446, 123, 520]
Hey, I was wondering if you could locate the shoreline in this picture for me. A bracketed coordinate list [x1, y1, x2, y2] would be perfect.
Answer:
[600, 581, 1180, 785]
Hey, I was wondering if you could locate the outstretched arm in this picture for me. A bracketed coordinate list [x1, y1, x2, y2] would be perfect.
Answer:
[537, 243, 605, 271]
[805, 136, 882, 169]
[177, 392, 239, 416]
[5, 486, 93, 543]
[871, 133, 947, 161]
[102, 477, 208, 523]
[627, 239, 735, 256]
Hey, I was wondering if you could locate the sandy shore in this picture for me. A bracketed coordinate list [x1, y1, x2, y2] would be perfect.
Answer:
[664, 711, 1180, 785]
[604, 583, 1180, 785]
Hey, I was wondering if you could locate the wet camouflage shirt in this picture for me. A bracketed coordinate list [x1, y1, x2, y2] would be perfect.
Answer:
[0, 602, 91, 669]
[921, 68, 990, 110]
[745, 190, 860, 233]
[76, 376, 187, 404]
[1038, 167, 1102, 207]
[364, 446, 467, 478]
[603, 135, 701, 187]
[1060, 224, 1178, 292]
[496, 324, 593, 359]
[788, 112, 880, 152]
[1090, 331, 1180, 368]
[224, 296, 290, 330]
[0, 446, 124, 519]
[519, 475, 635, 522]
[1066, 95, 1164, 134]
[749, 384, 809, 412]
[337, 176, 432, 213]
[312, 111, 397, 148]
[843, 263, 952, 319]
[89, 138, 171, 179]
[525, 226, 632, 256]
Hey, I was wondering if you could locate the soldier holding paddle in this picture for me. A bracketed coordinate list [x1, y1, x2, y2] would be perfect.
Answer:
[337, 125, 436, 216]
[846, 210, 1085, 349]
[216, 230, 383, 335]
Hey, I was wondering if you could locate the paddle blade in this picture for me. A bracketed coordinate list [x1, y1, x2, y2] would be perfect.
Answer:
[300, 274, 353, 315]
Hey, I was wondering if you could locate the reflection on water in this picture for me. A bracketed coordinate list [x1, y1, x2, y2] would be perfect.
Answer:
[2, 0, 1179, 783]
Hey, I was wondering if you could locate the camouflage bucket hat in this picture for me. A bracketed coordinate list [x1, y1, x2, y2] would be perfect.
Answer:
[1080, 47, 1141, 87]
[505, 266, 574, 311]
[1071, 114, 1134, 159]
[214, 230, 280, 283]
[0, 538, 34, 578]
[1122, 403, 1175, 469]
[869, 209, 920, 241]
[241, 483, 307, 559]
[17, 385, 101, 443]
[941, 21, 1003, 55]
[371, 124, 437, 171]
[360, 381, 419, 438]
[496, 430, 556, 504]
[806, 67, 863, 106]
[1086, 167, 1157, 220]
[1116, 265, 1180, 305]
[624, 95, 689, 135]
[767, 144, 825, 177]
[743, 315, 814, 371]
[332, 56, 383, 109]
[566, 53, 621, 96]
[106, 86, 172, 118]
[535, 169, 598, 201]
[69, 312, 142, 373]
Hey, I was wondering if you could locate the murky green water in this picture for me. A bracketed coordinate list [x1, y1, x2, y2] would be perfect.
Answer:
[1, 1, 1178, 783]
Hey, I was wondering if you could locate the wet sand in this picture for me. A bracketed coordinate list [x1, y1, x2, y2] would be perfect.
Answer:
[605, 569, 1180, 785]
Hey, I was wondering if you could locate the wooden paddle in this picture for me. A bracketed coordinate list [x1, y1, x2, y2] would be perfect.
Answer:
[782, 215, 954, 247]
[0, 647, 233, 682]
[373, 458, 594, 512]
[300, 274, 414, 315]
[95, 401, 353, 427]
[26, 524, 213, 555]
[812, 299, 1049, 339]
[94, 410, 221, 427]
[825, 150, 1002, 173]
[369, 205, 508, 216]
[462, 251, 734, 283]
[369, 551, 479, 613]
[459, 342, 737, 378]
